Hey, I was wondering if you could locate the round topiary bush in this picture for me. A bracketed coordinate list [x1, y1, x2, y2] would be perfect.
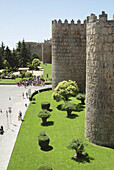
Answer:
[38, 131, 50, 150]
[41, 102, 50, 110]
[38, 110, 51, 125]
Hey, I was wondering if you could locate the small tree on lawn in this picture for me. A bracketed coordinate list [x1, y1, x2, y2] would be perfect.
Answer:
[53, 80, 79, 102]
[68, 138, 87, 159]
[38, 110, 51, 125]
[61, 102, 77, 117]
[32, 58, 41, 70]
[76, 93, 85, 104]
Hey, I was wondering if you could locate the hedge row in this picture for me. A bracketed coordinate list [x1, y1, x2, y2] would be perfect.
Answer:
[29, 87, 52, 101]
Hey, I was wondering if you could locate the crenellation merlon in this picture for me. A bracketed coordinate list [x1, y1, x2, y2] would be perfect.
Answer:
[77, 19, 81, 25]
[52, 20, 57, 25]
[99, 11, 107, 22]
[52, 19, 86, 27]
[87, 13, 97, 23]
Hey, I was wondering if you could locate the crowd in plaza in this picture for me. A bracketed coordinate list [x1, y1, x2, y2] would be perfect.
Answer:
[16, 75, 45, 87]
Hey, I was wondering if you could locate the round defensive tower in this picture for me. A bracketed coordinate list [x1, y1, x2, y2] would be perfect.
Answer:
[52, 19, 86, 92]
[85, 12, 114, 147]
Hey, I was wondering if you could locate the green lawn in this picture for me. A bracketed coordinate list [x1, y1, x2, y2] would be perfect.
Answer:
[40, 63, 52, 80]
[7, 91, 114, 170]
[0, 78, 21, 83]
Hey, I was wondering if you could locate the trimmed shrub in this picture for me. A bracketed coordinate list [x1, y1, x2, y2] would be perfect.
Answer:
[41, 102, 50, 110]
[61, 102, 77, 117]
[10, 74, 15, 79]
[38, 131, 50, 150]
[67, 138, 87, 159]
[29, 90, 38, 101]
[25, 71, 32, 78]
[76, 93, 85, 104]
[38, 110, 51, 125]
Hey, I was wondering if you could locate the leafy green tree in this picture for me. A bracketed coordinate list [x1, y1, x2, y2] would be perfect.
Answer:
[53, 80, 79, 102]
[0, 42, 5, 69]
[38, 110, 51, 125]
[68, 138, 87, 159]
[20, 40, 30, 67]
[11, 49, 19, 69]
[61, 102, 77, 117]
[16, 40, 31, 67]
[25, 71, 32, 77]
[32, 58, 41, 70]
[4, 46, 13, 68]
[3, 60, 10, 68]
[76, 93, 85, 104]
[31, 52, 40, 61]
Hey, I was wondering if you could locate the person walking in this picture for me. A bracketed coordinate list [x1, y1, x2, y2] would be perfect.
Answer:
[22, 92, 24, 99]
[19, 111, 22, 121]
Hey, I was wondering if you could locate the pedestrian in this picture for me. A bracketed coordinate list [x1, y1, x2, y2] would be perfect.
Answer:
[19, 111, 22, 121]
[22, 92, 24, 99]
[26, 92, 28, 98]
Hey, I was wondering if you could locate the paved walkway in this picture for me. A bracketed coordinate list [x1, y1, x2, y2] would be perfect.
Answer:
[0, 85, 52, 170]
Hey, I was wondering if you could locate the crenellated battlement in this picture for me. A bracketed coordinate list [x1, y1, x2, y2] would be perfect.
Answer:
[87, 11, 114, 23]
[52, 18, 86, 26]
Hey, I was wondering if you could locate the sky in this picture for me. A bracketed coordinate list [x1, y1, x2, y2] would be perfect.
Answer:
[0, 0, 114, 49]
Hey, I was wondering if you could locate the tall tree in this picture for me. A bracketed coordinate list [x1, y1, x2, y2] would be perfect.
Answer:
[16, 40, 31, 67]
[4, 46, 13, 68]
[0, 42, 5, 69]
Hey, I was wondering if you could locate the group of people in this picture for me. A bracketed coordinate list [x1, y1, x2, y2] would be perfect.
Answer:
[17, 76, 45, 87]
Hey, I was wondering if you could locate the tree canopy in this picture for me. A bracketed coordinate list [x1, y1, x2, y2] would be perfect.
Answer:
[32, 58, 41, 70]
[53, 80, 79, 102]
[0, 40, 31, 70]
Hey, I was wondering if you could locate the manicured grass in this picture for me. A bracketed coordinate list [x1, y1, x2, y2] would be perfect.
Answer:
[40, 62, 52, 80]
[0, 78, 21, 83]
[7, 91, 114, 170]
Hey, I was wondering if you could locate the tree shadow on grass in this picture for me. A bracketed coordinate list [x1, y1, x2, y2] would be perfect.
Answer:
[56, 104, 63, 110]
[66, 114, 79, 119]
[31, 101, 36, 104]
[71, 153, 94, 164]
[41, 146, 53, 152]
[41, 121, 54, 126]
[47, 108, 53, 112]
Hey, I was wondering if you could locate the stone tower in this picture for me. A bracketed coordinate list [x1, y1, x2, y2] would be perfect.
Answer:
[85, 12, 114, 147]
[52, 19, 86, 92]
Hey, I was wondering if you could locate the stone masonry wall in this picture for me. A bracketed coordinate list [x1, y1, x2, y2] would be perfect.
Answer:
[25, 42, 42, 61]
[52, 19, 86, 92]
[26, 41, 52, 63]
[42, 40, 52, 63]
[85, 12, 114, 147]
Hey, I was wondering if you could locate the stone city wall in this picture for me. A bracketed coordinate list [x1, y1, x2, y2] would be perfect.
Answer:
[42, 40, 52, 63]
[85, 11, 114, 147]
[25, 42, 42, 61]
[25, 41, 52, 63]
[52, 19, 86, 92]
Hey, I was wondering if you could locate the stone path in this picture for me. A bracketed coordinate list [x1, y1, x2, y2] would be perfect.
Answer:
[0, 85, 52, 170]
